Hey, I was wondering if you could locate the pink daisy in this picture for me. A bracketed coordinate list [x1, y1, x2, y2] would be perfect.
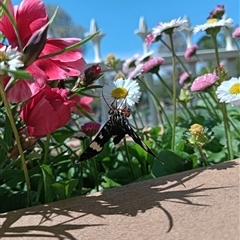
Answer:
[142, 57, 165, 74]
[207, 5, 225, 19]
[191, 73, 219, 92]
[184, 45, 198, 61]
[81, 121, 101, 137]
[179, 72, 191, 85]
[232, 27, 240, 38]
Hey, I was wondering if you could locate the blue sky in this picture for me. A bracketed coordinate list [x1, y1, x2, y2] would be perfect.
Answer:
[12, 0, 240, 62]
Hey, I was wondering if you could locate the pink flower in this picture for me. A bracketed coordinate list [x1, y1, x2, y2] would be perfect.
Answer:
[232, 27, 240, 38]
[128, 63, 143, 79]
[190, 73, 219, 92]
[184, 45, 198, 60]
[142, 57, 165, 73]
[207, 5, 225, 19]
[20, 85, 74, 137]
[122, 54, 140, 74]
[179, 72, 191, 85]
[36, 38, 85, 80]
[0, 0, 86, 102]
[70, 95, 93, 114]
[145, 33, 155, 46]
[81, 121, 101, 137]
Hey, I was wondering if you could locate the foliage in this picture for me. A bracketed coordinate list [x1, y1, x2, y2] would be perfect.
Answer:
[0, 1, 239, 214]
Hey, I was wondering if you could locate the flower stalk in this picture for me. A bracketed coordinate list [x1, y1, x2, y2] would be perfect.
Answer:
[0, 77, 32, 206]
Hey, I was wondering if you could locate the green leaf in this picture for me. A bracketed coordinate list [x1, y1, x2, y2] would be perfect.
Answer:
[51, 179, 78, 200]
[151, 150, 191, 177]
[101, 176, 122, 189]
[51, 128, 74, 143]
[40, 164, 55, 203]
[0, 115, 12, 164]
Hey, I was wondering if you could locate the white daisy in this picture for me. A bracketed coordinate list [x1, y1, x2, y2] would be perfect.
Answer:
[151, 17, 188, 37]
[216, 77, 240, 106]
[122, 54, 140, 74]
[0, 45, 24, 76]
[193, 18, 233, 34]
[102, 78, 142, 109]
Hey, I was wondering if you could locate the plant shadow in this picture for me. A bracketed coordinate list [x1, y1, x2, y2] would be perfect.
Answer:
[0, 160, 238, 239]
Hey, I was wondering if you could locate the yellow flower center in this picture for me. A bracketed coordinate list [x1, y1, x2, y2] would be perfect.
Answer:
[111, 87, 128, 99]
[229, 83, 240, 94]
[207, 18, 218, 24]
[0, 51, 8, 62]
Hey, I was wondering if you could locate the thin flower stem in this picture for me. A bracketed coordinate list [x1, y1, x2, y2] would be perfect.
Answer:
[207, 90, 222, 122]
[140, 79, 171, 127]
[169, 33, 177, 150]
[43, 134, 51, 164]
[123, 137, 136, 180]
[196, 144, 208, 166]
[199, 93, 216, 120]
[135, 109, 145, 128]
[211, 33, 221, 77]
[160, 38, 190, 74]
[156, 72, 196, 120]
[0, 78, 31, 206]
[195, 55, 211, 73]
[93, 157, 99, 192]
[211, 33, 234, 160]
[221, 103, 234, 160]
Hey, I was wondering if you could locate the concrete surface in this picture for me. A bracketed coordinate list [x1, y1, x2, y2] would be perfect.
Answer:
[0, 159, 239, 240]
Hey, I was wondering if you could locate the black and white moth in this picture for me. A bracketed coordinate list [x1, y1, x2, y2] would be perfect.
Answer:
[77, 108, 161, 163]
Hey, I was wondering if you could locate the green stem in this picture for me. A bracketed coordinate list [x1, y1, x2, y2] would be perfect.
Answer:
[93, 158, 99, 191]
[123, 137, 136, 180]
[221, 103, 234, 160]
[160, 38, 190, 74]
[156, 72, 195, 120]
[140, 79, 171, 126]
[207, 90, 222, 122]
[211, 33, 233, 160]
[196, 144, 208, 166]
[169, 33, 177, 150]
[43, 134, 51, 164]
[0, 79, 31, 206]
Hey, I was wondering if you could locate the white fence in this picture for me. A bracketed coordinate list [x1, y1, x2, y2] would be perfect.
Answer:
[84, 17, 239, 125]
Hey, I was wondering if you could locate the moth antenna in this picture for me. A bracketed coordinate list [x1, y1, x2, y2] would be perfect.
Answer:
[101, 89, 113, 110]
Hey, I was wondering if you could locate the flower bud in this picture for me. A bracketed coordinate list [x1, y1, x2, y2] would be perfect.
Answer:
[23, 24, 48, 66]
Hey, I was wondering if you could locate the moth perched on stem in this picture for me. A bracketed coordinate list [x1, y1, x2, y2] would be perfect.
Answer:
[77, 106, 162, 164]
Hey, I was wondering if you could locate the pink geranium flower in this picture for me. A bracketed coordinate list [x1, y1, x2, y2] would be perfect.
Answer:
[190, 73, 219, 92]
[184, 45, 198, 60]
[20, 85, 74, 137]
[232, 27, 240, 38]
[70, 95, 93, 114]
[0, 0, 86, 102]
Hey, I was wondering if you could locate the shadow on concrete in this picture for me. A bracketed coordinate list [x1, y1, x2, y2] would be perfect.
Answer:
[0, 160, 238, 239]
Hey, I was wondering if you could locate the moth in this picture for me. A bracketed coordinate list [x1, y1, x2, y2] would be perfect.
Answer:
[77, 107, 162, 163]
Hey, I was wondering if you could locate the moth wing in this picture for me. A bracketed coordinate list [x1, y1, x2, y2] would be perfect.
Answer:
[124, 120, 159, 160]
[112, 126, 127, 145]
[77, 120, 113, 162]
